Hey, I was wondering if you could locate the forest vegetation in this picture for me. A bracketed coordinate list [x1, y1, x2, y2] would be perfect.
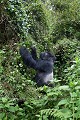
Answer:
[0, 0, 80, 119]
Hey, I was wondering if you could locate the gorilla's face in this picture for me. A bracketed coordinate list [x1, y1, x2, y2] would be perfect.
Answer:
[40, 52, 56, 62]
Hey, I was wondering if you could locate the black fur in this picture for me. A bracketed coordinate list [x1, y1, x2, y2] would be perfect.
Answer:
[20, 46, 56, 87]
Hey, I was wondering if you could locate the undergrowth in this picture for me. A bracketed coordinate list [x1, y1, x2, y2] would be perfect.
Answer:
[0, 0, 80, 120]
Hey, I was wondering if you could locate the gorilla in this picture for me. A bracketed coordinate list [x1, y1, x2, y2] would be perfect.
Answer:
[20, 46, 56, 87]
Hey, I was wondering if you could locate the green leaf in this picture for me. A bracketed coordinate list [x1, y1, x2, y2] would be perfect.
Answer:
[2, 97, 8, 103]
[9, 106, 16, 113]
[59, 85, 70, 91]
[61, 108, 71, 118]
[43, 115, 48, 120]
[17, 112, 23, 116]
[58, 99, 68, 106]
[14, 105, 19, 111]
[0, 113, 5, 119]
[0, 104, 4, 109]
[75, 86, 80, 90]
[5, 103, 10, 108]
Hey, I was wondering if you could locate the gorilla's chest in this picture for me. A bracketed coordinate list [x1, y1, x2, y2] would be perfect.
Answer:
[38, 72, 53, 83]
[44, 72, 53, 83]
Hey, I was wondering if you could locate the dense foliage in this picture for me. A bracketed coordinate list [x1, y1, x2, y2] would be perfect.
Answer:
[0, 0, 80, 119]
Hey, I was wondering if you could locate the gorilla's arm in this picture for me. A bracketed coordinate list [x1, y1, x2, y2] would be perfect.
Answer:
[20, 47, 36, 69]
[31, 46, 37, 60]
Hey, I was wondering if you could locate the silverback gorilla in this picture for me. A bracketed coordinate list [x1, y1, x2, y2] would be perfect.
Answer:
[20, 46, 56, 87]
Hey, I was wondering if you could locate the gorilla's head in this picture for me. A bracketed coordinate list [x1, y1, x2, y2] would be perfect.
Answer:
[40, 52, 56, 62]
